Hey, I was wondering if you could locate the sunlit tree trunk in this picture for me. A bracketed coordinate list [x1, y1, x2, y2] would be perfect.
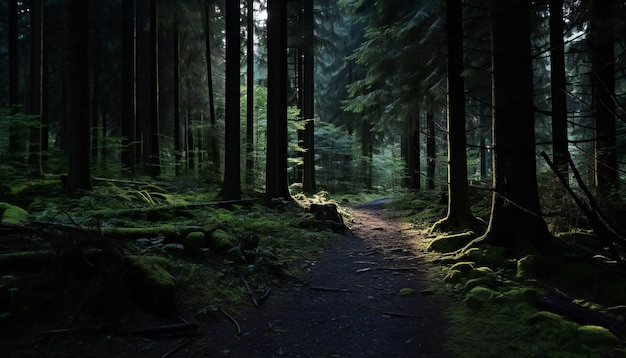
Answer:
[478, 0, 550, 252]
[590, 0, 617, 202]
[433, 0, 479, 232]
[223, 0, 241, 200]
[121, 0, 137, 174]
[65, 0, 92, 191]
[266, 0, 291, 200]
[549, 0, 568, 178]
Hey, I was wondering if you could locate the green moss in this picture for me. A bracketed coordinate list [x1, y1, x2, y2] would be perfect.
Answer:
[428, 232, 475, 253]
[184, 231, 206, 254]
[0, 202, 29, 225]
[464, 286, 498, 309]
[577, 325, 620, 346]
[458, 245, 513, 268]
[496, 287, 538, 303]
[515, 254, 549, 280]
[398, 288, 415, 296]
[209, 229, 235, 253]
[125, 255, 177, 314]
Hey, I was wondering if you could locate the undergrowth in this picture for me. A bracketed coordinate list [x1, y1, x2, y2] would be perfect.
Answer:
[391, 190, 626, 357]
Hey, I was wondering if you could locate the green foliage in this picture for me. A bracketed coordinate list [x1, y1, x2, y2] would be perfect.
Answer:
[0, 202, 29, 225]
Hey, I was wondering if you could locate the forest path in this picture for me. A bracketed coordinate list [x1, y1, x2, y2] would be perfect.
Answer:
[118, 201, 451, 357]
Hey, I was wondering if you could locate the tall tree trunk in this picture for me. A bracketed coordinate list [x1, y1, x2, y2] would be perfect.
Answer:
[478, 0, 550, 252]
[434, 0, 479, 231]
[301, 0, 316, 193]
[28, 0, 43, 173]
[65, 0, 91, 191]
[246, 0, 255, 189]
[223, 0, 241, 200]
[549, 0, 569, 177]
[426, 110, 436, 190]
[174, 24, 181, 176]
[361, 119, 373, 190]
[149, 0, 161, 177]
[205, 6, 220, 175]
[266, 0, 291, 200]
[8, 0, 20, 154]
[590, 0, 617, 201]
[121, 0, 137, 174]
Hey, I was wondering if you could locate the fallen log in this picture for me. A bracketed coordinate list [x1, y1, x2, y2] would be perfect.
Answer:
[536, 295, 626, 338]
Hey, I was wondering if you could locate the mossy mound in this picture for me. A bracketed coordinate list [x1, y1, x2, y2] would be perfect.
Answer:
[0, 202, 29, 225]
[209, 229, 236, 253]
[464, 267, 497, 290]
[464, 286, 498, 309]
[184, 231, 206, 255]
[515, 254, 550, 280]
[125, 255, 177, 314]
[456, 245, 514, 268]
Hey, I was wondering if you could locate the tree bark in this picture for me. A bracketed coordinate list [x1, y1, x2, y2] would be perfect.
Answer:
[590, 0, 617, 201]
[549, 0, 569, 177]
[223, 0, 242, 200]
[149, 0, 161, 177]
[477, 0, 550, 252]
[121, 0, 137, 174]
[434, 0, 478, 231]
[65, 0, 92, 191]
[205, 6, 220, 175]
[426, 110, 436, 190]
[246, 0, 255, 189]
[301, 0, 316, 193]
[8, 0, 20, 154]
[28, 0, 43, 173]
[173, 24, 181, 176]
[266, 0, 291, 201]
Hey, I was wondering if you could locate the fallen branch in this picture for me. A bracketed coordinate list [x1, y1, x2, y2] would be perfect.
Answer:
[310, 286, 353, 292]
[377, 267, 420, 271]
[162, 338, 197, 358]
[239, 270, 259, 307]
[130, 322, 199, 336]
[382, 312, 424, 319]
[221, 309, 241, 335]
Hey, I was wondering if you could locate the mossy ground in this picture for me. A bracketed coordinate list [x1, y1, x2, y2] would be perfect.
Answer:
[391, 190, 626, 357]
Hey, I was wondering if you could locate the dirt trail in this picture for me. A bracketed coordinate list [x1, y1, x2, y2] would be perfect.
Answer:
[112, 203, 451, 358]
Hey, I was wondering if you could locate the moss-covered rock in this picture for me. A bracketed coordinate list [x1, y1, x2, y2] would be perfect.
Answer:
[209, 229, 235, 253]
[0, 202, 29, 225]
[577, 325, 620, 346]
[458, 245, 514, 268]
[184, 231, 206, 255]
[464, 267, 497, 290]
[464, 286, 498, 309]
[515, 254, 549, 280]
[125, 255, 177, 314]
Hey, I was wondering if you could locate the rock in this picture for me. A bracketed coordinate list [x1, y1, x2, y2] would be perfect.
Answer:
[0, 202, 29, 225]
[125, 255, 177, 314]
[309, 203, 343, 223]
[184, 231, 206, 255]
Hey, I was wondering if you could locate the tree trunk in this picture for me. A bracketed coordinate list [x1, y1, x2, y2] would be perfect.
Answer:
[65, 0, 92, 191]
[246, 0, 255, 189]
[549, 0, 569, 177]
[426, 110, 436, 190]
[149, 0, 161, 178]
[8, 0, 20, 154]
[28, 0, 43, 173]
[223, 0, 241, 200]
[121, 0, 137, 174]
[266, 0, 291, 201]
[478, 0, 550, 252]
[362, 118, 373, 190]
[205, 6, 220, 175]
[590, 0, 617, 202]
[434, 0, 478, 231]
[174, 24, 181, 176]
[301, 0, 316, 193]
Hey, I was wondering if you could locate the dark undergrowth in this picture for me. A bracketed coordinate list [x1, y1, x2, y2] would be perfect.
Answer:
[389, 187, 626, 358]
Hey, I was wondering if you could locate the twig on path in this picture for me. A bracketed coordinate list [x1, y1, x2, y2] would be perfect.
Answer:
[356, 267, 374, 273]
[382, 312, 425, 319]
[239, 270, 259, 307]
[221, 309, 241, 335]
[377, 266, 420, 271]
[310, 285, 354, 292]
[162, 337, 197, 358]
[130, 322, 199, 336]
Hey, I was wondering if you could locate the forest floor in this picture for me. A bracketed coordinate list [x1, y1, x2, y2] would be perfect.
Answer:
[2, 198, 452, 357]
[107, 199, 451, 357]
